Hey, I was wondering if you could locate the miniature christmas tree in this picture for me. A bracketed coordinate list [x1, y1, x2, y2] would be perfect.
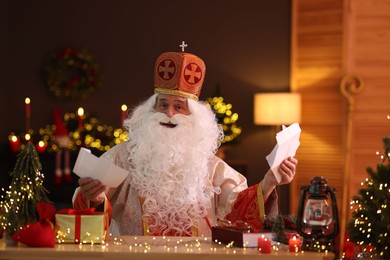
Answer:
[263, 214, 297, 244]
[0, 142, 51, 236]
[347, 136, 390, 259]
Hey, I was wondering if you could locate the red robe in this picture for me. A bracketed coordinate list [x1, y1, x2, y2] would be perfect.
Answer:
[73, 142, 279, 236]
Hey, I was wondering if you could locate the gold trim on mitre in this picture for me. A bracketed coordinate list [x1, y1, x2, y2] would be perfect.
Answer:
[154, 87, 199, 101]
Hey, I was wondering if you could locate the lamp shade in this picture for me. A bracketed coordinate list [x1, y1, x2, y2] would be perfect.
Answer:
[254, 93, 301, 125]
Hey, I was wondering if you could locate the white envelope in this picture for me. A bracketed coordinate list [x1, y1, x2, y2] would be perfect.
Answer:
[266, 123, 301, 183]
[73, 148, 128, 188]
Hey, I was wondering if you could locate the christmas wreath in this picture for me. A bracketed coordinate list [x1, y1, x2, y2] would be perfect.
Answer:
[43, 48, 102, 99]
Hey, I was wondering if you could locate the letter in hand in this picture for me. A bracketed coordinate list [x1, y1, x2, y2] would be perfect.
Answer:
[78, 177, 106, 205]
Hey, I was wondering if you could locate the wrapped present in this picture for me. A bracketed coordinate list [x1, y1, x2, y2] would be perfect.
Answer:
[55, 208, 108, 244]
[212, 226, 274, 248]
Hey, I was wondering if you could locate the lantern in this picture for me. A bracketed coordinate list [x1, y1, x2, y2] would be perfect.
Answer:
[297, 176, 339, 251]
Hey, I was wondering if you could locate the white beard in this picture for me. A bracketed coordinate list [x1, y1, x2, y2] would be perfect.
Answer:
[123, 95, 223, 236]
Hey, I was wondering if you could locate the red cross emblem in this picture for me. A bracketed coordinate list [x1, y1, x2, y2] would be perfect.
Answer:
[184, 63, 202, 84]
[158, 59, 175, 80]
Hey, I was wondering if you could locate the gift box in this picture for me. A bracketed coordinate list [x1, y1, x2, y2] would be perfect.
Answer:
[212, 226, 274, 248]
[55, 208, 108, 244]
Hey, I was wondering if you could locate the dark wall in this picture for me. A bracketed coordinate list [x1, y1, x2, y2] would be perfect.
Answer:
[0, 0, 291, 211]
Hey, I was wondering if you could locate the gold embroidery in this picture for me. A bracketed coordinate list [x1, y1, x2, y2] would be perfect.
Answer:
[257, 182, 265, 222]
[139, 197, 149, 236]
[154, 87, 198, 101]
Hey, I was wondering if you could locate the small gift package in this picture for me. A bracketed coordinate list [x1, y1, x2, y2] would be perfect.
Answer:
[211, 219, 273, 248]
[212, 226, 273, 248]
[55, 208, 108, 244]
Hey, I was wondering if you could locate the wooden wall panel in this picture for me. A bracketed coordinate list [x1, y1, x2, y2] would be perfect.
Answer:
[347, 0, 390, 219]
[292, 0, 390, 251]
[290, 0, 345, 217]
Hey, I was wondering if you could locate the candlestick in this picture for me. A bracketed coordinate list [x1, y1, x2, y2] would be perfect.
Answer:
[77, 107, 84, 129]
[258, 235, 272, 254]
[288, 236, 301, 252]
[36, 141, 47, 154]
[121, 104, 127, 128]
[25, 97, 31, 131]
[9, 135, 20, 153]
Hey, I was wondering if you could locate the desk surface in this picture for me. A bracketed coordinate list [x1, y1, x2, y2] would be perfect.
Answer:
[0, 236, 334, 260]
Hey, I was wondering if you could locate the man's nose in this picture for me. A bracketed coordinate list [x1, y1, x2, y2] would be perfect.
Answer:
[165, 106, 175, 118]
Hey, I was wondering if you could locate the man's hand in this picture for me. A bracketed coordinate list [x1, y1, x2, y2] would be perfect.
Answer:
[262, 157, 298, 201]
[78, 177, 106, 206]
[277, 157, 298, 185]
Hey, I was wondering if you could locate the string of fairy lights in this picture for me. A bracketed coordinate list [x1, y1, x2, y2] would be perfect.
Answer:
[55, 233, 328, 256]
[0, 142, 50, 235]
[345, 114, 390, 259]
[8, 110, 128, 155]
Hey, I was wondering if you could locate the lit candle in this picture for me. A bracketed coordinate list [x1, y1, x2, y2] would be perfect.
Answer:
[9, 135, 20, 153]
[36, 141, 47, 154]
[288, 236, 301, 252]
[25, 97, 31, 131]
[121, 104, 127, 128]
[258, 235, 272, 254]
[77, 107, 84, 129]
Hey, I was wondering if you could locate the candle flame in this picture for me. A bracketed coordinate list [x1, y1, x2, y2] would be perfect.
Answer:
[121, 104, 128, 112]
[11, 135, 18, 142]
[25, 97, 31, 104]
[25, 134, 31, 140]
[38, 141, 44, 147]
[77, 107, 84, 117]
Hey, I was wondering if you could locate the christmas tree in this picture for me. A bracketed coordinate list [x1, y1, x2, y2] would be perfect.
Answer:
[347, 136, 390, 259]
[0, 142, 51, 236]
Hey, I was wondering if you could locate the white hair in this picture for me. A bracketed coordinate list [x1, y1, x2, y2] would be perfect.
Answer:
[123, 94, 223, 236]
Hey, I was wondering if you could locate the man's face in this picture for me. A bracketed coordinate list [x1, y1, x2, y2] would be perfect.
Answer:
[154, 94, 191, 127]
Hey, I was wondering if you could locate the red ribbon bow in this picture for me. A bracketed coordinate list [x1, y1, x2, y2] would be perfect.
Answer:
[56, 208, 97, 242]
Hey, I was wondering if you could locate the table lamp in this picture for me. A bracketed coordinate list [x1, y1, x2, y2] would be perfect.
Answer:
[254, 92, 301, 127]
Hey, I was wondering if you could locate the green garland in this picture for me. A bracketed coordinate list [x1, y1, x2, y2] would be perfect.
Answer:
[43, 48, 102, 99]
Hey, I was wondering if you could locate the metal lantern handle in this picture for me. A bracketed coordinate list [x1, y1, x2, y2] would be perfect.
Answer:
[324, 186, 339, 240]
[297, 184, 311, 239]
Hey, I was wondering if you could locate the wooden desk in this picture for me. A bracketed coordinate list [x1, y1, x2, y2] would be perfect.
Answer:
[0, 236, 334, 260]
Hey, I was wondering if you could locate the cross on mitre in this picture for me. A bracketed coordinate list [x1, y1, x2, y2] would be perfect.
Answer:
[179, 41, 188, 52]
[158, 60, 175, 79]
[184, 63, 202, 84]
